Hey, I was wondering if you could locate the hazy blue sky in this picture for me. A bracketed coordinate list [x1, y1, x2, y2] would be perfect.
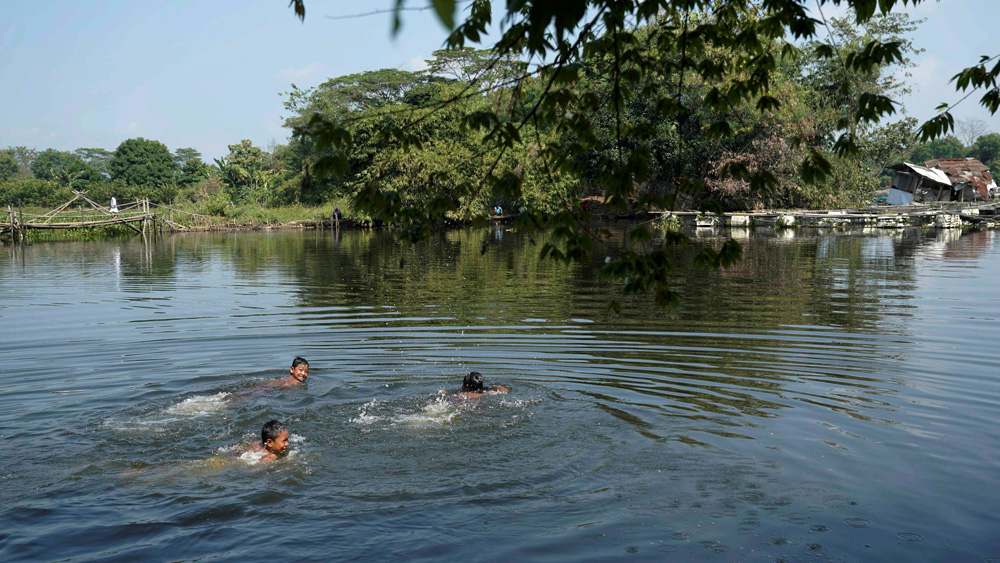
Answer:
[1, 0, 996, 161]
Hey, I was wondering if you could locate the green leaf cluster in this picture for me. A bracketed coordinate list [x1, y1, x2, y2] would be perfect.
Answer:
[279, 0, 1000, 307]
[109, 138, 178, 187]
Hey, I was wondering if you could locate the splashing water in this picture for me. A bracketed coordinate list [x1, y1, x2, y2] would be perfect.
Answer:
[394, 395, 461, 426]
[350, 399, 385, 426]
[165, 392, 232, 416]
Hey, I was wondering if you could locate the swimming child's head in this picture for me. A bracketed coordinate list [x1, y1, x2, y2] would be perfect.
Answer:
[261, 419, 290, 455]
[462, 371, 485, 393]
[289, 357, 309, 383]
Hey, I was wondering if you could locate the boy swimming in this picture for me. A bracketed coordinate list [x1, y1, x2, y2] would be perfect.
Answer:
[244, 419, 290, 463]
[271, 357, 309, 386]
[454, 371, 508, 399]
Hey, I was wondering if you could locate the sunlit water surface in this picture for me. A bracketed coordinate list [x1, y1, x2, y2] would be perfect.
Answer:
[1, 226, 998, 561]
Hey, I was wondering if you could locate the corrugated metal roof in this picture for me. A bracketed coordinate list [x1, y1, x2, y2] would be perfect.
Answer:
[901, 162, 951, 185]
[925, 158, 990, 174]
[924, 158, 993, 199]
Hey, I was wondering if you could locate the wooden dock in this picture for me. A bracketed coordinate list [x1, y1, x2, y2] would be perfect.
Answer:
[652, 201, 1000, 230]
[1, 191, 175, 242]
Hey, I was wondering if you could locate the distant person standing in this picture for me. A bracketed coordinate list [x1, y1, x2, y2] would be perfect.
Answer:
[110, 197, 118, 215]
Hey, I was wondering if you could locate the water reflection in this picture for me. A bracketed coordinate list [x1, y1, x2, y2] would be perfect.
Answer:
[1, 226, 999, 561]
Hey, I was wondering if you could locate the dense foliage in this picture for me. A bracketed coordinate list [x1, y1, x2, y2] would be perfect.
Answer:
[108, 138, 178, 188]
[286, 0, 998, 307]
[5, 0, 998, 307]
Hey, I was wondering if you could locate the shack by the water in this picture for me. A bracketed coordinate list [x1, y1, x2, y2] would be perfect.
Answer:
[888, 158, 997, 205]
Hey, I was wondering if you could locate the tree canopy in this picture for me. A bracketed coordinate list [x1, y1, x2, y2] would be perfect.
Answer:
[971, 133, 1000, 170]
[109, 138, 179, 187]
[0, 152, 18, 182]
[287, 0, 999, 308]
[215, 140, 279, 204]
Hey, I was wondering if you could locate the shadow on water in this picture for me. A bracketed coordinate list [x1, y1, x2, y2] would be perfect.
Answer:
[1, 227, 999, 560]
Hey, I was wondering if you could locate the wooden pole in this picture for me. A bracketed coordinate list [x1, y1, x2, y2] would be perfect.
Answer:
[18, 201, 24, 243]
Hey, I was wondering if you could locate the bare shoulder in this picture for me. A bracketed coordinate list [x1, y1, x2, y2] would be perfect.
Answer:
[243, 442, 265, 454]
[240, 442, 277, 463]
[266, 376, 297, 388]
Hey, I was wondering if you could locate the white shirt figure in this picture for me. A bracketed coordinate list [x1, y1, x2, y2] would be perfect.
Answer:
[110, 197, 118, 214]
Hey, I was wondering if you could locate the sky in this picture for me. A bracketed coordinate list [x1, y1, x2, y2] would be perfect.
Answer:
[0, 0, 997, 162]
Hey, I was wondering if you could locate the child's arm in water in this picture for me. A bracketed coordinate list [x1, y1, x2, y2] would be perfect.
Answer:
[243, 442, 280, 463]
[456, 385, 509, 399]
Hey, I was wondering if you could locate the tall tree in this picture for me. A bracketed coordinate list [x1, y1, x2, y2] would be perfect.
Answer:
[216, 140, 276, 204]
[956, 118, 988, 147]
[29, 149, 95, 185]
[178, 158, 210, 187]
[0, 151, 19, 182]
[74, 148, 114, 177]
[796, 12, 922, 149]
[5, 146, 37, 177]
[287, 0, 1000, 308]
[425, 47, 527, 92]
[284, 69, 427, 118]
[173, 147, 203, 167]
[971, 132, 1000, 169]
[909, 135, 965, 163]
[109, 138, 178, 186]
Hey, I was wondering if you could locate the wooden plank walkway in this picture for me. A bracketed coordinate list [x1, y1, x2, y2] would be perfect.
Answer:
[3, 192, 164, 241]
[8, 215, 151, 229]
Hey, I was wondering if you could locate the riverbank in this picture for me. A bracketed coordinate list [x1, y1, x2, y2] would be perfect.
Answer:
[653, 201, 1000, 230]
[6, 200, 999, 243]
[177, 200, 1000, 233]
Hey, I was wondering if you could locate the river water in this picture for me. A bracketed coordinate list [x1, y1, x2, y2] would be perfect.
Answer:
[1, 226, 998, 561]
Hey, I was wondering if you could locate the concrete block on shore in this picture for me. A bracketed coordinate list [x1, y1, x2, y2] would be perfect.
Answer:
[935, 214, 962, 229]
[696, 214, 719, 227]
[728, 214, 751, 227]
[817, 216, 852, 227]
[775, 214, 795, 228]
[876, 214, 906, 228]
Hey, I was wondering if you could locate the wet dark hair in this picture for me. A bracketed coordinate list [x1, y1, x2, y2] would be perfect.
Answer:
[291, 357, 309, 369]
[462, 371, 485, 393]
[262, 420, 287, 444]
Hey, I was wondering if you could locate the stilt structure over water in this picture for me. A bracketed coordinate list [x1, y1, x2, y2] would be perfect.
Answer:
[653, 201, 1000, 230]
[0, 191, 179, 242]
